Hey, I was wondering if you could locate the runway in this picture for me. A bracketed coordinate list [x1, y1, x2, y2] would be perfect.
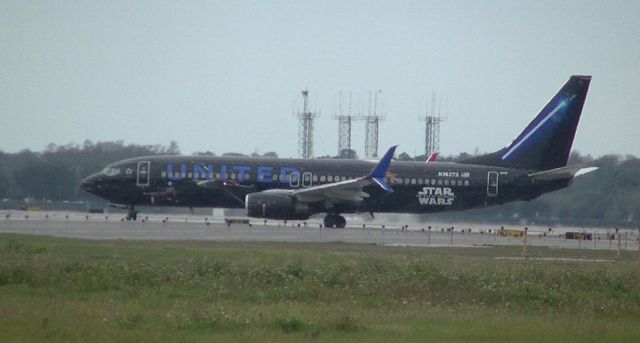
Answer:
[1, 210, 638, 251]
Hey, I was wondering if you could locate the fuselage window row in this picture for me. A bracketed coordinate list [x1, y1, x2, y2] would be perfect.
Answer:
[159, 171, 472, 187]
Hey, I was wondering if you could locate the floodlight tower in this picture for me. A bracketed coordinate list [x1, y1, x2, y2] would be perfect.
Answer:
[333, 91, 357, 156]
[419, 92, 446, 157]
[360, 90, 385, 159]
[296, 89, 319, 159]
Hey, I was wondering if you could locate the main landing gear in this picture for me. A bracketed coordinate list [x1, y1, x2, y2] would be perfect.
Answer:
[323, 214, 346, 229]
[126, 204, 138, 221]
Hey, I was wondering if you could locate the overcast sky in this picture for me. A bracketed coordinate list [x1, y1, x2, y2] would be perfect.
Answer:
[1, 1, 639, 158]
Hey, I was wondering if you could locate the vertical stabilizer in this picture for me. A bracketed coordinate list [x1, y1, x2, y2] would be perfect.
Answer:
[461, 75, 591, 170]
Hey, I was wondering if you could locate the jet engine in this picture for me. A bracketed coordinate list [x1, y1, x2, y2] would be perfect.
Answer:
[245, 192, 310, 220]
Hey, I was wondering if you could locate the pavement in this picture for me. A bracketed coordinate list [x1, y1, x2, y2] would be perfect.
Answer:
[1, 210, 638, 251]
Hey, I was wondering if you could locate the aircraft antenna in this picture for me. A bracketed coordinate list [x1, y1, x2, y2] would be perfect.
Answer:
[296, 89, 319, 159]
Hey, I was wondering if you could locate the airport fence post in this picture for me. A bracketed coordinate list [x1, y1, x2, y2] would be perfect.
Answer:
[625, 232, 628, 250]
[578, 231, 582, 249]
[522, 227, 528, 257]
[594, 231, 597, 249]
[404, 227, 408, 246]
[637, 237, 640, 264]
[609, 230, 612, 249]
[616, 228, 621, 259]
[449, 227, 453, 246]
[428, 226, 431, 246]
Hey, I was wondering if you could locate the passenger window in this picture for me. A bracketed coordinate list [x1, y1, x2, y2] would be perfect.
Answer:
[328, 176, 333, 182]
[464, 180, 469, 186]
[411, 178, 416, 184]
[444, 179, 449, 185]
[320, 175, 326, 182]
[437, 179, 442, 185]
[161, 171, 167, 178]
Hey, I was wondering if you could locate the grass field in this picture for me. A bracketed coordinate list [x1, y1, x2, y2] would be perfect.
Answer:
[1, 233, 639, 342]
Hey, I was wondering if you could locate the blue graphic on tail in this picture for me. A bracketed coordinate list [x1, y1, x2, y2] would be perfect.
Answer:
[461, 75, 591, 171]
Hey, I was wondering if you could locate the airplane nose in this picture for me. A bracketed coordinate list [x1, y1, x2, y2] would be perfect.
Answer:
[80, 173, 101, 193]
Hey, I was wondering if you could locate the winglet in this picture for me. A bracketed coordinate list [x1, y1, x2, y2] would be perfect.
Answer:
[367, 145, 397, 193]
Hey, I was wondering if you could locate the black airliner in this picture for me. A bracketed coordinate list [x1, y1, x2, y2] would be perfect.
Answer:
[81, 76, 594, 228]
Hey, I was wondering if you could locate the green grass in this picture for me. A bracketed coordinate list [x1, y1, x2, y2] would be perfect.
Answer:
[1, 233, 639, 342]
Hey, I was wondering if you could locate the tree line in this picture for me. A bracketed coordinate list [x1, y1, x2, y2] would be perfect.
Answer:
[0, 142, 638, 227]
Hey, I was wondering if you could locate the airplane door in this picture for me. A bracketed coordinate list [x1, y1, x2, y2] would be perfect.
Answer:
[137, 161, 151, 187]
[289, 172, 300, 187]
[487, 171, 498, 197]
[302, 172, 313, 187]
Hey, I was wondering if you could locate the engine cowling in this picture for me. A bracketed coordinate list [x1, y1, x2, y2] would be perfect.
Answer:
[245, 192, 310, 220]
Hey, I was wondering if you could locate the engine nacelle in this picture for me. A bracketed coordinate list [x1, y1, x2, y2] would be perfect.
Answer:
[245, 192, 310, 220]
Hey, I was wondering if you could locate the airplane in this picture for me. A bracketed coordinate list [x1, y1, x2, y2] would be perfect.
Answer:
[81, 75, 594, 228]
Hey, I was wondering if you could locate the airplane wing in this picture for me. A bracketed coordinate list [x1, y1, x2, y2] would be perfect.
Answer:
[291, 146, 397, 204]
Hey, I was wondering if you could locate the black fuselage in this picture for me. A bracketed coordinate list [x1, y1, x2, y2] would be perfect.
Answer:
[80, 76, 591, 223]
[81, 155, 570, 216]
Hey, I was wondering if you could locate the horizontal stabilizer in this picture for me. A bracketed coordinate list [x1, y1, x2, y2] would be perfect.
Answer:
[529, 165, 598, 181]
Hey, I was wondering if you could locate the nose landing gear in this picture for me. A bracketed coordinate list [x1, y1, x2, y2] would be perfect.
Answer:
[323, 214, 346, 229]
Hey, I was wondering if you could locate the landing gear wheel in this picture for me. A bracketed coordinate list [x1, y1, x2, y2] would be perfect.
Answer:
[335, 215, 346, 228]
[126, 205, 138, 221]
[323, 214, 347, 229]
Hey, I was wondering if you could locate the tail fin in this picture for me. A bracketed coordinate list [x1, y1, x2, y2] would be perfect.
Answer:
[425, 152, 439, 163]
[460, 75, 591, 170]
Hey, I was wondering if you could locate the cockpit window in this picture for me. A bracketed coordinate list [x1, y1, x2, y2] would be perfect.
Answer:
[103, 167, 121, 176]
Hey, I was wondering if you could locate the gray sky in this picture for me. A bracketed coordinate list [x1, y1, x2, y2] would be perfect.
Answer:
[1, 0, 639, 158]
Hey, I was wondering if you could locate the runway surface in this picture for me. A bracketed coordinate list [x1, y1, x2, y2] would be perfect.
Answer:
[1, 210, 638, 251]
